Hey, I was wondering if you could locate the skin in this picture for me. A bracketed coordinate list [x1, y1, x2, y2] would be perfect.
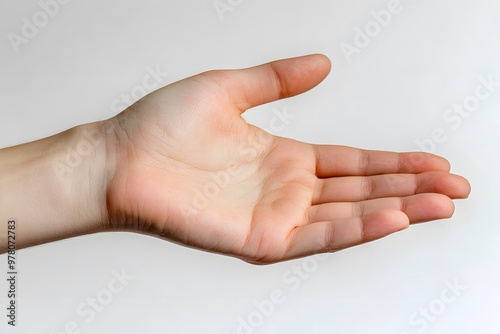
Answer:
[0, 54, 471, 264]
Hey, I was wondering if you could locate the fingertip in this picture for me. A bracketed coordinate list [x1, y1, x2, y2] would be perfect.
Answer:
[402, 152, 451, 173]
[426, 153, 451, 172]
[406, 193, 456, 224]
[449, 174, 472, 199]
[286, 53, 332, 90]
[427, 172, 472, 199]
[434, 193, 456, 219]
[463, 177, 472, 198]
[444, 197, 456, 219]
[308, 53, 332, 75]
[439, 155, 452, 172]
[363, 210, 409, 242]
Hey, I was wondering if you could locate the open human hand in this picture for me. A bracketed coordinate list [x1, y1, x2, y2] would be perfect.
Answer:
[0, 54, 470, 262]
[102, 54, 471, 264]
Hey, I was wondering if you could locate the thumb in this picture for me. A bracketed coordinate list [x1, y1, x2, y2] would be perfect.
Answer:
[202, 54, 331, 113]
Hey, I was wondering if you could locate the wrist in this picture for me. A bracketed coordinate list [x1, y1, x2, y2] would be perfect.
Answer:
[0, 120, 116, 251]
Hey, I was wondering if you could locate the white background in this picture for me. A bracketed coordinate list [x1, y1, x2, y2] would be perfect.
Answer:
[1, 0, 499, 333]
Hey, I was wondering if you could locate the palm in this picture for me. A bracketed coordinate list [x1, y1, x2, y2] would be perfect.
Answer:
[106, 55, 470, 263]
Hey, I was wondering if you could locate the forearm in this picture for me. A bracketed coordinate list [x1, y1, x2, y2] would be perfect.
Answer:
[0, 121, 114, 253]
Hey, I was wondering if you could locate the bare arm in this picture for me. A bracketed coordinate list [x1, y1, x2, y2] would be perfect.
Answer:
[0, 122, 112, 252]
